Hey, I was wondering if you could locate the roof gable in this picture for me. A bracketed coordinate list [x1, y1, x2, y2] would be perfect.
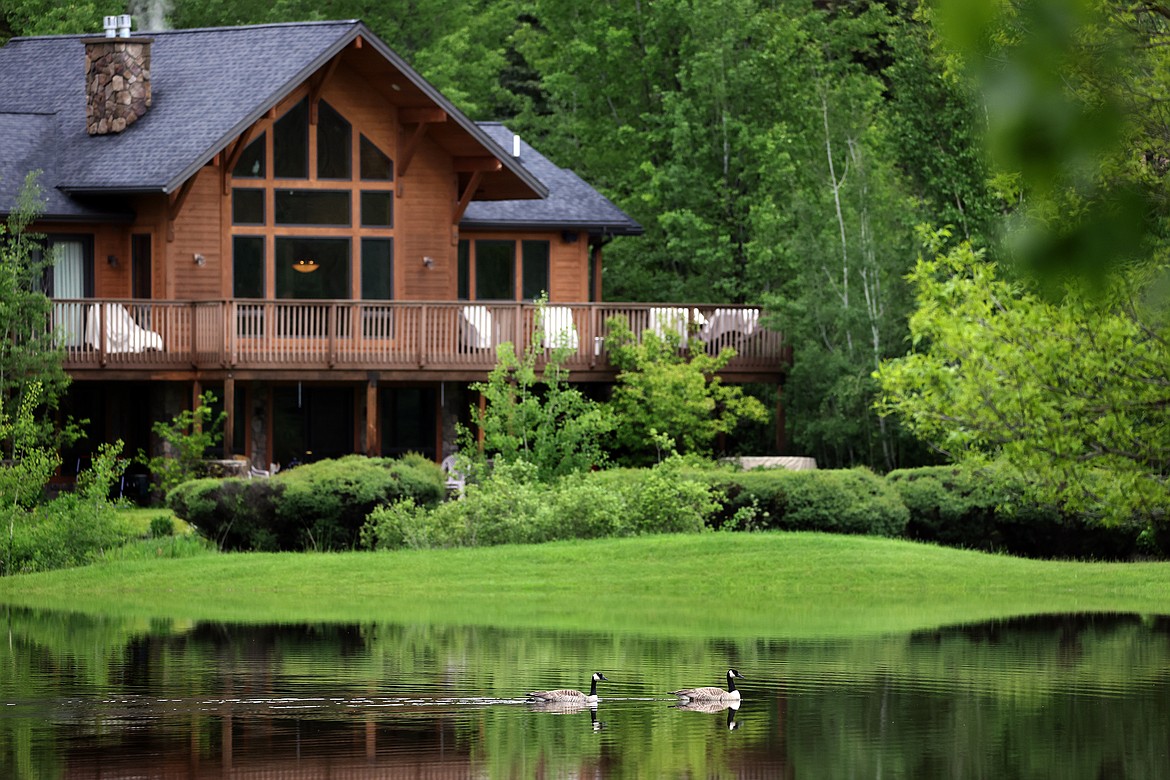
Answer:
[0, 20, 545, 209]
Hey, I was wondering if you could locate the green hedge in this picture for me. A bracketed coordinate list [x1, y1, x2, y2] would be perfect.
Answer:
[886, 465, 1151, 560]
[689, 467, 909, 537]
[168, 454, 446, 551]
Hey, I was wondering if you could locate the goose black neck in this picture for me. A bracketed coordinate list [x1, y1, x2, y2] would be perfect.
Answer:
[589, 677, 598, 697]
[726, 672, 737, 693]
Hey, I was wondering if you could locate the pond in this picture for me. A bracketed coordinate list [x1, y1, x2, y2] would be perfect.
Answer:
[2, 609, 1168, 778]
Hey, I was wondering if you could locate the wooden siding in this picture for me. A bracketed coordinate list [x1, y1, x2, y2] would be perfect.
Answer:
[399, 136, 456, 300]
[170, 163, 224, 300]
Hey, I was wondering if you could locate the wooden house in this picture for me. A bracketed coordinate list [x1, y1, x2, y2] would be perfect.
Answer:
[0, 18, 789, 473]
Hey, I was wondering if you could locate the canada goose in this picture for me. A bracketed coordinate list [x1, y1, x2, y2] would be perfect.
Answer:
[527, 672, 609, 703]
[669, 668, 745, 701]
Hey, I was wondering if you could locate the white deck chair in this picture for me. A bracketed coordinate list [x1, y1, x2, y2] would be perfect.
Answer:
[460, 305, 494, 350]
[700, 308, 759, 345]
[542, 306, 579, 350]
[87, 303, 163, 353]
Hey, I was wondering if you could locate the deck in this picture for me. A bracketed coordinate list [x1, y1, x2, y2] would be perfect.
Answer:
[54, 300, 791, 383]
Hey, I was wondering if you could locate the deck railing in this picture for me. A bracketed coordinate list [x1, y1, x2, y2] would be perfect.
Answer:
[53, 300, 789, 376]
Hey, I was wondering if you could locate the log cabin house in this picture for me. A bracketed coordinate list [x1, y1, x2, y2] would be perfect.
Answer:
[0, 17, 790, 476]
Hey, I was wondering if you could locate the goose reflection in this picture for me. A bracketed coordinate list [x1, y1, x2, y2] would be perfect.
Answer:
[672, 699, 740, 731]
[528, 700, 605, 730]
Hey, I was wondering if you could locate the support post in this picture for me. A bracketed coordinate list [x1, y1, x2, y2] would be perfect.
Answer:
[223, 376, 235, 457]
[365, 375, 378, 457]
[774, 383, 787, 455]
[191, 379, 203, 435]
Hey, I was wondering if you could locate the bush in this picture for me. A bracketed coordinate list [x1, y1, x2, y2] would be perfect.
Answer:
[362, 458, 719, 551]
[887, 465, 1148, 559]
[167, 455, 446, 551]
[149, 515, 174, 538]
[4, 492, 134, 573]
[696, 467, 909, 537]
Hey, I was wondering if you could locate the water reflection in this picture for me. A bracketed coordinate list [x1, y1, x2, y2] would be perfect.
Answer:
[1, 609, 1169, 778]
[674, 699, 741, 731]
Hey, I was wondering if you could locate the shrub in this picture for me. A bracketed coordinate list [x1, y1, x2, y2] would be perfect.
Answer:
[149, 515, 174, 538]
[5, 491, 133, 573]
[887, 465, 1148, 559]
[696, 467, 909, 537]
[168, 455, 445, 552]
[361, 457, 719, 551]
[541, 473, 627, 540]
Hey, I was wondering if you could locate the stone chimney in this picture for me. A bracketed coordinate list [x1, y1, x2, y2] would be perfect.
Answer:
[83, 17, 152, 135]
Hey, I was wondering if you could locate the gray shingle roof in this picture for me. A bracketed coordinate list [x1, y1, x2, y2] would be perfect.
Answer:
[0, 20, 638, 235]
[1, 22, 369, 201]
[463, 123, 642, 237]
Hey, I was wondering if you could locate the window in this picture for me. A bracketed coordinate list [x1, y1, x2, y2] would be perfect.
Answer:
[457, 240, 470, 300]
[40, 236, 94, 298]
[361, 238, 393, 300]
[233, 237, 264, 298]
[458, 239, 549, 301]
[229, 100, 394, 303]
[360, 134, 393, 180]
[274, 190, 350, 226]
[131, 234, 151, 299]
[233, 132, 266, 178]
[273, 99, 309, 179]
[232, 188, 265, 225]
[275, 237, 350, 300]
[474, 241, 514, 301]
[521, 241, 550, 300]
[360, 191, 393, 227]
[317, 101, 351, 180]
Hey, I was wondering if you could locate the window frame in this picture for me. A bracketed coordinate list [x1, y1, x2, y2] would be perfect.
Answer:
[227, 96, 396, 303]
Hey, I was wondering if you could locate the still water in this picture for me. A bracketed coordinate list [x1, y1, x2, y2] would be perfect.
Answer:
[2, 609, 1169, 778]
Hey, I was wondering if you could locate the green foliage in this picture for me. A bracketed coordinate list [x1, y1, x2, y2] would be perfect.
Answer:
[467, 300, 612, 481]
[149, 515, 174, 538]
[604, 317, 768, 464]
[168, 455, 446, 552]
[931, 0, 1162, 285]
[141, 391, 227, 495]
[887, 465, 1149, 560]
[0, 171, 74, 456]
[360, 458, 717, 551]
[2, 442, 130, 574]
[875, 238, 1170, 527]
[696, 467, 909, 537]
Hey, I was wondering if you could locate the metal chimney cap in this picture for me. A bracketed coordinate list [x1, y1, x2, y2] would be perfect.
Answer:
[117, 14, 132, 37]
[103, 15, 118, 37]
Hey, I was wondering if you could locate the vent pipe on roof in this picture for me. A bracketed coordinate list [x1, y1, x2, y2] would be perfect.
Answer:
[512, 134, 521, 158]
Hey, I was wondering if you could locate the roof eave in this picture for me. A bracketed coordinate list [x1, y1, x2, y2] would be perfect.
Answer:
[459, 219, 643, 237]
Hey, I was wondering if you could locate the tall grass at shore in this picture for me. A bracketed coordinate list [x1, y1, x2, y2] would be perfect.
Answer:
[2, 532, 1166, 639]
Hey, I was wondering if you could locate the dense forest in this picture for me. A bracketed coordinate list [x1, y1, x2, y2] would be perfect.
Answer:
[4, 2, 1168, 517]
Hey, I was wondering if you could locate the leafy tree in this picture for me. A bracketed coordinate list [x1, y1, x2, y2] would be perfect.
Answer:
[465, 302, 612, 481]
[875, 233, 1170, 526]
[0, 171, 74, 455]
[930, 0, 1170, 286]
[603, 316, 767, 465]
[141, 390, 227, 495]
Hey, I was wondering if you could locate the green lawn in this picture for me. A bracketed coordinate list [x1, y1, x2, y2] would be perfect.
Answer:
[2, 532, 1167, 639]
